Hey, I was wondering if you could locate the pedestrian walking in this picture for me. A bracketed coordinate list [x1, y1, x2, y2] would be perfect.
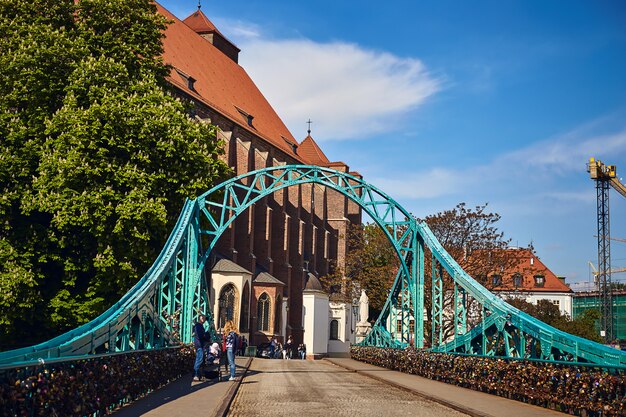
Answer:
[285, 335, 294, 359]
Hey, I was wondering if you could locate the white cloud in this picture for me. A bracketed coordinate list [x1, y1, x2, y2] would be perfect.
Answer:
[503, 127, 626, 174]
[237, 38, 441, 141]
[371, 168, 465, 200]
[212, 18, 262, 40]
[366, 122, 626, 205]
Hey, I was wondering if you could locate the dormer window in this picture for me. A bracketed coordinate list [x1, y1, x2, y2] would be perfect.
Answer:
[174, 68, 196, 91]
[281, 135, 298, 154]
[534, 274, 545, 287]
[235, 106, 254, 127]
[492, 274, 502, 286]
[186, 76, 196, 90]
[513, 273, 523, 288]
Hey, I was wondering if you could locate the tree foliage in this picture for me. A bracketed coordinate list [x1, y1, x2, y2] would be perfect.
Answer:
[506, 299, 602, 343]
[321, 203, 518, 326]
[423, 203, 523, 340]
[320, 224, 399, 314]
[0, 0, 229, 349]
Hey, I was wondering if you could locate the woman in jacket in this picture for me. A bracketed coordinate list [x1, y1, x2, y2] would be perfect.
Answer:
[223, 320, 239, 381]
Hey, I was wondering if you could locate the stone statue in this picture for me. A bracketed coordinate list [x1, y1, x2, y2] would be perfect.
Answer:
[355, 290, 371, 343]
[358, 289, 369, 324]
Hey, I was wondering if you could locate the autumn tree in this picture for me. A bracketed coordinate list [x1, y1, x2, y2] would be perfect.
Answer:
[0, 0, 229, 349]
[320, 223, 399, 316]
[321, 203, 519, 330]
[421, 203, 525, 342]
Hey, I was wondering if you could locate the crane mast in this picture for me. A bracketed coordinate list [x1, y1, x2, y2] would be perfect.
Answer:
[587, 157, 626, 342]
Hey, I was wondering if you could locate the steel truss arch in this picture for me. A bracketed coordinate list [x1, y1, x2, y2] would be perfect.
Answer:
[195, 165, 424, 348]
[1, 165, 625, 368]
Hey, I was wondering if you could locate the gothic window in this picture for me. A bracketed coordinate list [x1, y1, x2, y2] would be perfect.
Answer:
[513, 273, 523, 288]
[240, 282, 250, 332]
[257, 292, 271, 332]
[218, 284, 238, 330]
[330, 319, 339, 340]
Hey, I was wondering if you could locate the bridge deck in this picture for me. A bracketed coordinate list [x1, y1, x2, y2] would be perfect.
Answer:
[112, 356, 568, 417]
[111, 357, 251, 417]
[325, 357, 568, 417]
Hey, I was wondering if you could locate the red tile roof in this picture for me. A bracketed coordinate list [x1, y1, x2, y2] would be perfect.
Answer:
[155, 3, 305, 163]
[491, 248, 572, 293]
[182, 9, 219, 34]
[298, 135, 330, 165]
[182, 9, 240, 53]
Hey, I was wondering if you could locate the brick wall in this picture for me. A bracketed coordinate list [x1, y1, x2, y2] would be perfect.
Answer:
[173, 90, 362, 345]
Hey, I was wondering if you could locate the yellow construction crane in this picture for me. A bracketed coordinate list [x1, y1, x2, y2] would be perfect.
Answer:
[588, 158, 626, 197]
[587, 157, 626, 341]
[588, 261, 626, 277]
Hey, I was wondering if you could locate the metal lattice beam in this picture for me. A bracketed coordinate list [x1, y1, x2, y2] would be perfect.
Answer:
[597, 179, 614, 342]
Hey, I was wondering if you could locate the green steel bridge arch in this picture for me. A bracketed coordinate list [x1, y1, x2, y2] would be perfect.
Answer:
[1, 165, 625, 367]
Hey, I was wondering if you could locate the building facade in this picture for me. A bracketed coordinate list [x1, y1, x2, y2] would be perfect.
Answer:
[491, 248, 573, 317]
[156, 4, 361, 349]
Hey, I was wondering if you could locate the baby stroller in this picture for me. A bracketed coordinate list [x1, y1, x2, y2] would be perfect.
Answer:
[203, 342, 224, 381]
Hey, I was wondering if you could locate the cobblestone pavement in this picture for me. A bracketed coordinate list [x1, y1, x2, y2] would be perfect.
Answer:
[228, 358, 468, 417]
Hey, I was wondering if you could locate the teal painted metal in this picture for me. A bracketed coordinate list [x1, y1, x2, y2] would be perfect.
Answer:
[420, 222, 626, 366]
[432, 259, 444, 347]
[1, 164, 624, 368]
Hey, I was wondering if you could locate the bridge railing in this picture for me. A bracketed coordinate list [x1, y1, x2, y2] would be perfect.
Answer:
[352, 346, 626, 415]
[0, 346, 193, 416]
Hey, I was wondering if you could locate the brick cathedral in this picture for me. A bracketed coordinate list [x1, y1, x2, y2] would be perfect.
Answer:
[156, 3, 362, 350]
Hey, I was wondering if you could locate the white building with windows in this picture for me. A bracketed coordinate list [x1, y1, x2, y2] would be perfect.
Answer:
[490, 248, 573, 317]
[210, 262, 360, 358]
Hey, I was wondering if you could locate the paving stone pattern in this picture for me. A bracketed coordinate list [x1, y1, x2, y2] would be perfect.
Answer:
[228, 358, 468, 417]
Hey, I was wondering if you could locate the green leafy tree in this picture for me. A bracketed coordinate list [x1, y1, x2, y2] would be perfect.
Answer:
[0, 0, 229, 349]
[506, 298, 602, 343]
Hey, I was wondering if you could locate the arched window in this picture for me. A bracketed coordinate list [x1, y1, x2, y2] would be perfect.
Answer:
[330, 319, 339, 340]
[257, 292, 271, 332]
[219, 284, 238, 330]
[240, 281, 250, 332]
[274, 294, 282, 335]
[513, 273, 523, 288]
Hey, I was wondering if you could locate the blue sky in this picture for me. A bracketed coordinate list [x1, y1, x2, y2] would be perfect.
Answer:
[160, 0, 626, 288]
